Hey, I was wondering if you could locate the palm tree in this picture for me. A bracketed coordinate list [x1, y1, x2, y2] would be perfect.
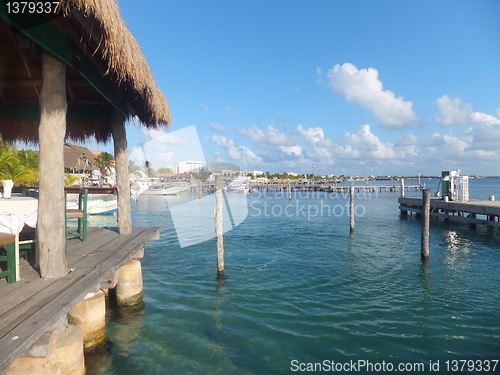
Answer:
[17, 149, 39, 170]
[143, 160, 156, 178]
[95, 152, 114, 176]
[128, 160, 142, 175]
[64, 173, 81, 187]
[0, 153, 38, 186]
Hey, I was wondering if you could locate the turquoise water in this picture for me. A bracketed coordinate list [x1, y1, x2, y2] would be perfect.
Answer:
[87, 179, 500, 374]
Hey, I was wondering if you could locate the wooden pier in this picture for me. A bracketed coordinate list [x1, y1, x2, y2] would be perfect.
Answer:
[399, 197, 500, 227]
[250, 183, 423, 193]
[0, 226, 160, 372]
[195, 183, 424, 194]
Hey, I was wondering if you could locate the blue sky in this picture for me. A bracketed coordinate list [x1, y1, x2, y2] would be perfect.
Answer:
[88, 0, 500, 176]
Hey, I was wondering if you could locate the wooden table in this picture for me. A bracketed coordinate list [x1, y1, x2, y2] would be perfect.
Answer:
[0, 196, 38, 281]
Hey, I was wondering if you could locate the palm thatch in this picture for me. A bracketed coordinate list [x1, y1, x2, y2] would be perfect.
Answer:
[60, 0, 170, 128]
[0, 0, 170, 143]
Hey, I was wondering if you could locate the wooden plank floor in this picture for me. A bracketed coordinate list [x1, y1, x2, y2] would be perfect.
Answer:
[0, 226, 161, 372]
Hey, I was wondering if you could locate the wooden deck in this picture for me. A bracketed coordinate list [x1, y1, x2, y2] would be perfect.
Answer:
[399, 197, 500, 227]
[0, 226, 161, 372]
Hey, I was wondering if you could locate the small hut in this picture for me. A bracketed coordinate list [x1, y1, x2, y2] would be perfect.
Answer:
[63, 143, 97, 173]
[0, 0, 170, 278]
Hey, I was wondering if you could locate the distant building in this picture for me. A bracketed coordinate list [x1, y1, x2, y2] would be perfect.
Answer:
[157, 173, 191, 181]
[63, 143, 97, 173]
[168, 166, 179, 173]
[179, 160, 202, 173]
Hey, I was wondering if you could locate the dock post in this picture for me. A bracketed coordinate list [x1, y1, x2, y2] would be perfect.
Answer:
[2, 319, 85, 375]
[215, 176, 224, 278]
[349, 184, 355, 233]
[421, 189, 431, 260]
[115, 259, 144, 306]
[67, 290, 107, 349]
[198, 179, 203, 199]
[37, 50, 69, 279]
[400, 179, 407, 216]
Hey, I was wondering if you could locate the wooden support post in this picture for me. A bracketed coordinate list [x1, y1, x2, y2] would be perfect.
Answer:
[198, 179, 203, 199]
[288, 179, 291, 202]
[400, 179, 407, 216]
[421, 189, 431, 260]
[349, 184, 355, 233]
[215, 176, 224, 277]
[37, 50, 68, 279]
[111, 111, 132, 234]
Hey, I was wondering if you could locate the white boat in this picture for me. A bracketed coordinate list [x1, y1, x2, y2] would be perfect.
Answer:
[131, 180, 189, 197]
[228, 178, 251, 193]
[140, 186, 186, 196]
[88, 199, 117, 215]
[66, 199, 117, 215]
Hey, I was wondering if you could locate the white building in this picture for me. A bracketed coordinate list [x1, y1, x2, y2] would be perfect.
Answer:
[179, 160, 202, 173]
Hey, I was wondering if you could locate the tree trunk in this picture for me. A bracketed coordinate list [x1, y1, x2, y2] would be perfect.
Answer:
[37, 50, 68, 278]
[111, 111, 132, 234]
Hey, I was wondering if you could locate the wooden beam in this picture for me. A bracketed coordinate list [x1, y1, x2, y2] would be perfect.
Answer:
[0, 79, 92, 88]
[37, 50, 69, 279]
[111, 110, 132, 234]
[0, 5, 129, 117]
[0, 102, 112, 121]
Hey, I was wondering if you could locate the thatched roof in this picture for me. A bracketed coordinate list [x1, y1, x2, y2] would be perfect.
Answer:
[60, 0, 170, 127]
[63, 143, 97, 172]
[0, 0, 170, 143]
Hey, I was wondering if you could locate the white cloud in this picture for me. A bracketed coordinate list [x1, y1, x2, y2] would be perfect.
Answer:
[205, 134, 262, 165]
[130, 125, 206, 169]
[237, 124, 292, 148]
[279, 145, 303, 157]
[337, 124, 397, 159]
[326, 63, 417, 130]
[435, 95, 474, 126]
[224, 105, 242, 116]
[434, 95, 500, 152]
[210, 122, 229, 134]
[395, 133, 420, 147]
[436, 95, 500, 127]
[140, 127, 168, 140]
[296, 125, 333, 148]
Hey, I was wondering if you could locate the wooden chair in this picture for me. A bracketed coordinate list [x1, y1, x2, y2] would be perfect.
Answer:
[0, 233, 17, 283]
[65, 188, 88, 241]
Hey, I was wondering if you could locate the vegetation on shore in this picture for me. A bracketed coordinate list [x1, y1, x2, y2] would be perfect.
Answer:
[0, 139, 38, 187]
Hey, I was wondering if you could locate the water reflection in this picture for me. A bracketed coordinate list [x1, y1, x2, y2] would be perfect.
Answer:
[84, 300, 145, 373]
[442, 230, 471, 267]
[111, 302, 145, 355]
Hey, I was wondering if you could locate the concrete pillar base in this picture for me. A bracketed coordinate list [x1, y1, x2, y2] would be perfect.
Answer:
[116, 259, 143, 306]
[67, 290, 106, 349]
[2, 324, 85, 375]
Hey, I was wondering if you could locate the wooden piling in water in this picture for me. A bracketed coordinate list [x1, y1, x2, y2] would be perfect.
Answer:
[400, 179, 407, 216]
[349, 185, 355, 233]
[198, 179, 203, 199]
[215, 176, 224, 277]
[421, 189, 431, 260]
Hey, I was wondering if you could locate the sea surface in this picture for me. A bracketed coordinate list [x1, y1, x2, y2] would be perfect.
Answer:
[86, 178, 500, 375]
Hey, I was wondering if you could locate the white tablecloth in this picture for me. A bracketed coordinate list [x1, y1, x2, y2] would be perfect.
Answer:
[0, 196, 38, 234]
